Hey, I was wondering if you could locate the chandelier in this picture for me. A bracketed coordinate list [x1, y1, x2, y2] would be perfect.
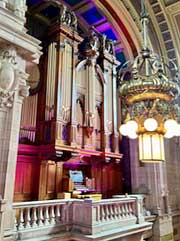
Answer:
[119, 0, 180, 162]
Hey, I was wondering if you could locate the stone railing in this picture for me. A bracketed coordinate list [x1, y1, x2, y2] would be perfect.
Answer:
[72, 197, 139, 235]
[13, 199, 72, 240]
[13, 196, 150, 240]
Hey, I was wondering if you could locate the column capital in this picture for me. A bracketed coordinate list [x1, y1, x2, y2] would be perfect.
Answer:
[0, 46, 29, 108]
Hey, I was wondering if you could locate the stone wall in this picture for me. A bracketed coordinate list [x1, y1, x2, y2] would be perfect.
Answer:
[172, 212, 180, 241]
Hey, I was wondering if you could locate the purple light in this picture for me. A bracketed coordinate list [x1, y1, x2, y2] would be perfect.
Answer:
[96, 22, 111, 33]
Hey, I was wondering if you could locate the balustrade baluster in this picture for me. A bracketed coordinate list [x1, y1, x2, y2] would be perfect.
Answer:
[37, 206, 44, 226]
[18, 208, 25, 230]
[117, 204, 121, 219]
[55, 205, 61, 223]
[109, 204, 113, 220]
[100, 205, 106, 221]
[105, 205, 110, 220]
[112, 204, 116, 220]
[14, 214, 18, 231]
[121, 204, 126, 218]
[44, 206, 50, 225]
[113, 204, 117, 220]
[96, 205, 100, 223]
[129, 203, 133, 217]
[127, 203, 131, 217]
[24, 208, 31, 228]
[49, 205, 56, 224]
[31, 207, 38, 227]
[119, 203, 124, 219]
[61, 205, 66, 222]
[124, 203, 127, 217]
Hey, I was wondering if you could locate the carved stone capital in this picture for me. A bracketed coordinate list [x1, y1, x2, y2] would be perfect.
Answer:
[14, 0, 27, 19]
[18, 70, 29, 98]
[0, 46, 29, 107]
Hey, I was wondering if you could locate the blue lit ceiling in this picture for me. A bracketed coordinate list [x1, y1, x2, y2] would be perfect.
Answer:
[62, 0, 126, 65]
[81, 7, 105, 25]
[27, 0, 128, 66]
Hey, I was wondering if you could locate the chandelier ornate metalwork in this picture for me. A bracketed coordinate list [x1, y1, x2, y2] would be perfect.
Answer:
[119, 0, 180, 162]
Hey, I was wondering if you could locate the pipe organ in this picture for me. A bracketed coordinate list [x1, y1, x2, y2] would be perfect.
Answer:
[20, 94, 38, 143]
[45, 42, 57, 121]
[16, 1, 123, 201]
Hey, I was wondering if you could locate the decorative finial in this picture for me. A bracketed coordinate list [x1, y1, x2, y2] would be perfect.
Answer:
[141, 0, 148, 18]
[141, 0, 149, 51]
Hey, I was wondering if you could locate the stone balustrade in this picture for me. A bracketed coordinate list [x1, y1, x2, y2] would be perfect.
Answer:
[72, 197, 138, 235]
[13, 199, 72, 240]
[12, 196, 151, 240]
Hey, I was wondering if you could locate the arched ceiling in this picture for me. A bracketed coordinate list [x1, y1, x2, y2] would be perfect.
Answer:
[26, 0, 180, 69]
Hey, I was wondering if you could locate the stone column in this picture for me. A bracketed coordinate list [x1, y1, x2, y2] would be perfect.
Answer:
[129, 139, 174, 241]
[0, 1, 41, 239]
[0, 46, 29, 240]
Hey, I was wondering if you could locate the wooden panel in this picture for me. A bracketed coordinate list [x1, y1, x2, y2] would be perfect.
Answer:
[23, 162, 33, 193]
[56, 162, 63, 193]
[38, 160, 63, 200]
[14, 155, 40, 202]
[47, 163, 56, 194]
[91, 163, 102, 193]
[14, 162, 24, 194]
[91, 161, 122, 198]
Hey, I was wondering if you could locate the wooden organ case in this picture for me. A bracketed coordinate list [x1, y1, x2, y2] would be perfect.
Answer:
[15, 1, 123, 202]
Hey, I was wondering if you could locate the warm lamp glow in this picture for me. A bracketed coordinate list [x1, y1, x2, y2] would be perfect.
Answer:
[119, 124, 128, 136]
[164, 119, 177, 138]
[144, 118, 158, 131]
[139, 133, 165, 162]
[176, 124, 180, 136]
[126, 120, 138, 132]
[164, 131, 174, 139]
[164, 119, 177, 131]
[128, 132, 138, 139]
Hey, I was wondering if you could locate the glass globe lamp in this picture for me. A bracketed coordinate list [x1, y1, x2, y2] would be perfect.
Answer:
[128, 132, 138, 139]
[175, 124, 180, 136]
[119, 124, 128, 136]
[164, 119, 177, 131]
[126, 120, 138, 132]
[144, 118, 158, 131]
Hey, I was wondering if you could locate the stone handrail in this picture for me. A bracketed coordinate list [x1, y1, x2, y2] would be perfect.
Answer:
[13, 196, 147, 239]
[72, 197, 139, 234]
[13, 199, 73, 235]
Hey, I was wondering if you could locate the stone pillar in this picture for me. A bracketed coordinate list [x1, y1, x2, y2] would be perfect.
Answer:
[129, 140, 174, 241]
[0, 1, 41, 239]
[131, 195, 145, 224]
[0, 46, 29, 240]
[152, 216, 174, 241]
